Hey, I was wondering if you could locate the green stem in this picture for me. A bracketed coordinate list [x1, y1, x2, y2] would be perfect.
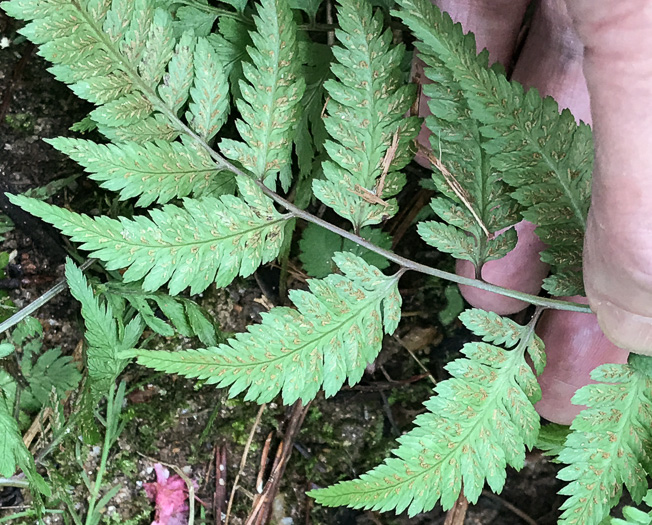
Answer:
[0, 259, 96, 335]
[0, 509, 63, 523]
[84, 382, 116, 525]
[0, 477, 29, 488]
[75, 4, 592, 315]
[260, 188, 592, 313]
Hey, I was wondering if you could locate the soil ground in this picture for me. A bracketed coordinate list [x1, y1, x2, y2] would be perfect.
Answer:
[0, 13, 631, 525]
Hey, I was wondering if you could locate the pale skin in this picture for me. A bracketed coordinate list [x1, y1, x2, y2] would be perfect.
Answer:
[415, 0, 652, 424]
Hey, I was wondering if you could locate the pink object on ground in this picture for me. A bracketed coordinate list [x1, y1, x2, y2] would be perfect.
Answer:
[144, 464, 192, 525]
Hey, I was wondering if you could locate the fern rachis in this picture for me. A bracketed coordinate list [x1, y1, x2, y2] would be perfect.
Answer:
[3, 0, 647, 522]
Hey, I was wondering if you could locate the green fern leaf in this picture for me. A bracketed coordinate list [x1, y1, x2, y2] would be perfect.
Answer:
[171, 4, 218, 38]
[45, 137, 229, 207]
[312, 0, 419, 231]
[557, 354, 652, 525]
[210, 17, 252, 101]
[219, 0, 305, 189]
[413, 36, 519, 268]
[299, 223, 391, 278]
[101, 281, 220, 346]
[311, 307, 543, 515]
[138, 8, 176, 86]
[186, 37, 230, 142]
[10, 178, 288, 294]
[132, 253, 401, 404]
[221, 0, 249, 12]
[395, 0, 591, 296]
[120, 0, 156, 63]
[26, 348, 82, 407]
[66, 260, 142, 392]
[294, 41, 331, 186]
[611, 491, 652, 525]
[289, 0, 322, 21]
[158, 31, 195, 113]
[3, 0, 224, 143]
[100, 115, 180, 144]
[90, 92, 154, 127]
[536, 423, 570, 461]
[0, 398, 50, 496]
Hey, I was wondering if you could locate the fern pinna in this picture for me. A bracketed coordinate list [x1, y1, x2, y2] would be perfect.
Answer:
[4, 0, 652, 522]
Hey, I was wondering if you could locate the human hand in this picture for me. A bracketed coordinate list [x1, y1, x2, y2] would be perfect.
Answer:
[414, 0, 652, 424]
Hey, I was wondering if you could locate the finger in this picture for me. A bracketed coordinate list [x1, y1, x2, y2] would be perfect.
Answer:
[455, 221, 549, 315]
[414, 0, 531, 169]
[413, 0, 547, 315]
[566, 1, 652, 354]
[511, 0, 590, 123]
[457, 0, 591, 316]
[429, 0, 531, 67]
[534, 298, 629, 425]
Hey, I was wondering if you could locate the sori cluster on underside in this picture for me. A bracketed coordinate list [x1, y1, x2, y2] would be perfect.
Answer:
[2, 0, 650, 522]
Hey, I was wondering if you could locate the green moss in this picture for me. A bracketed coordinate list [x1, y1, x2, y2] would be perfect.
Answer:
[5, 113, 34, 133]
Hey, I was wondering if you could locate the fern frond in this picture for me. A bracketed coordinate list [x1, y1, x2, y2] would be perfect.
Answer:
[10, 179, 288, 294]
[414, 37, 519, 268]
[312, 0, 419, 231]
[25, 348, 82, 409]
[219, 0, 305, 189]
[556, 354, 652, 525]
[289, 0, 323, 21]
[611, 491, 652, 525]
[0, 398, 50, 496]
[45, 137, 232, 207]
[210, 16, 252, 101]
[132, 253, 401, 404]
[395, 0, 591, 295]
[101, 281, 220, 346]
[65, 260, 142, 392]
[3, 0, 231, 146]
[294, 41, 331, 187]
[311, 307, 543, 515]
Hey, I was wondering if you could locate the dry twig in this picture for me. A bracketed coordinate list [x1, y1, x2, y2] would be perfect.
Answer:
[224, 403, 267, 525]
[417, 143, 492, 239]
[349, 130, 401, 208]
[482, 490, 538, 525]
[214, 445, 227, 525]
[245, 401, 311, 525]
[443, 493, 469, 525]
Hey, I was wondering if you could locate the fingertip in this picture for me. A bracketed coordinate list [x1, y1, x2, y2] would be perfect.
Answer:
[593, 300, 652, 356]
[534, 302, 629, 425]
[456, 259, 529, 315]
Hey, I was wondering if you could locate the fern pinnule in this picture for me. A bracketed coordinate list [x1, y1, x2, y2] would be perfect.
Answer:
[101, 280, 220, 346]
[312, 0, 420, 231]
[611, 491, 652, 525]
[219, 0, 305, 190]
[66, 260, 143, 393]
[133, 253, 402, 404]
[45, 137, 234, 207]
[395, 0, 591, 296]
[10, 178, 288, 295]
[186, 37, 230, 142]
[311, 308, 544, 515]
[0, 400, 50, 497]
[557, 354, 652, 525]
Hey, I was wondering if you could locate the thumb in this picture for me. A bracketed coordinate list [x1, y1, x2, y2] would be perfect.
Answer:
[566, 0, 652, 354]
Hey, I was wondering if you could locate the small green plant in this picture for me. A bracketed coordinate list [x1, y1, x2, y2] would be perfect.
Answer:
[1, 0, 651, 523]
